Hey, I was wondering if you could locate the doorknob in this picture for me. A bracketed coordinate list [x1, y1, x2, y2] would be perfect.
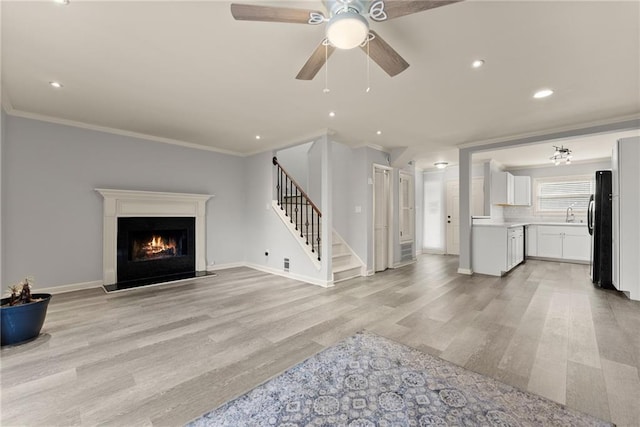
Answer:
[447, 221, 451, 223]
[447, 215, 451, 219]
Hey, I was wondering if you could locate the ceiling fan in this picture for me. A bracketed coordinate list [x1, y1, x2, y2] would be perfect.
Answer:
[230, 0, 462, 80]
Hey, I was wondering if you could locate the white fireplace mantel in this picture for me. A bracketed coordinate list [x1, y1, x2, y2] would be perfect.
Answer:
[96, 189, 214, 285]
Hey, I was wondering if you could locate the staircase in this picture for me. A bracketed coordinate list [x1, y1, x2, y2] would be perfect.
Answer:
[273, 157, 363, 284]
[332, 231, 364, 283]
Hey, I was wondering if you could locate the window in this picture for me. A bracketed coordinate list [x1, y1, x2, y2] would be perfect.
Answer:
[534, 176, 594, 214]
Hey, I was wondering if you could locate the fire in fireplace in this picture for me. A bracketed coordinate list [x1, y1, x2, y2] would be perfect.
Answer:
[116, 217, 196, 287]
[130, 232, 182, 261]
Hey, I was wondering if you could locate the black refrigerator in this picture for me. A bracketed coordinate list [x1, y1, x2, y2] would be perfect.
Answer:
[588, 170, 613, 288]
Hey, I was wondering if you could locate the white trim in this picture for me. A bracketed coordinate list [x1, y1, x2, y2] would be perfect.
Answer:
[505, 157, 611, 171]
[458, 268, 473, 275]
[422, 248, 446, 255]
[206, 262, 245, 272]
[392, 259, 416, 269]
[457, 115, 640, 150]
[5, 108, 242, 156]
[39, 280, 103, 295]
[245, 263, 333, 288]
[95, 189, 214, 285]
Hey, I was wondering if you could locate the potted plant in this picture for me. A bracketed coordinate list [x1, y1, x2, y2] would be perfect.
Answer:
[1, 277, 52, 346]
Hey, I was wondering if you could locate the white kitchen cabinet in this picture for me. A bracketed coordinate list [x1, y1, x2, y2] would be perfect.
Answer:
[472, 225, 525, 276]
[492, 172, 531, 206]
[513, 176, 531, 206]
[508, 227, 524, 270]
[536, 225, 589, 262]
[526, 225, 537, 256]
[491, 171, 514, 205]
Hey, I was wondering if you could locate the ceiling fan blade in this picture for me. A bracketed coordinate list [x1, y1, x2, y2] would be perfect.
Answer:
[296, 40, 336, 80]
[373, 0, 463, 21]
[230, 3, 323, 24]
[360, 30, 409, 77]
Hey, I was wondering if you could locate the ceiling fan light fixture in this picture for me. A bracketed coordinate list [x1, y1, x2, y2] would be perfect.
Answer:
[326, 12, 369, 50]
[434, 161, 448, 169]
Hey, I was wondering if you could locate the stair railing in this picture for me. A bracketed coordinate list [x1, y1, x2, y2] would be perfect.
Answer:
[273, 157, 321, 260]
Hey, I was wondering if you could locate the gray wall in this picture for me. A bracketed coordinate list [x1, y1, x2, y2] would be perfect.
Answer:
[331, 141, 352, 240]
[0, 111, 5, 283]
[2, 115, 246, 287]
[275, 141, 313, 192]
[307, 141, 322, 206]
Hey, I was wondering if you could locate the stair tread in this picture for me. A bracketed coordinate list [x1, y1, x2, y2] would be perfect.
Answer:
[332, 263, 361, 273]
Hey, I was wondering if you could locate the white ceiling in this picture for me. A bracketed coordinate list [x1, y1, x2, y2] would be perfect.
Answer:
[2, 0, 639, 165]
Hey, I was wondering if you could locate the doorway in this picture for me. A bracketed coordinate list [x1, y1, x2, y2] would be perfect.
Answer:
[446, 178, 484, 255]
[373, 165, 393, 271]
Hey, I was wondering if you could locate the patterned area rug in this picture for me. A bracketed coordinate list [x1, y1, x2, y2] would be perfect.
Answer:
[187, 331, 612, 427]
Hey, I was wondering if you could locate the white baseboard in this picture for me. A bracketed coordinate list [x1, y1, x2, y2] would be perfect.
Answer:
[206, 262, 245, 271]
[245, 263, 333, 288]
[366, 269, 375, 276]
[34, 262, 332, 294]
[457, 268, 473, 275]
[423, 248, 446, 255]
[39, 280, 103, 295]
[392, 259, 417, 269]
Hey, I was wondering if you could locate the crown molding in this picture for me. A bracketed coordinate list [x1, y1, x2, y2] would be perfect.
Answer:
[457, 114, 640, 151]
[4, 107, 244, 157]
[504, 156, 612, 171]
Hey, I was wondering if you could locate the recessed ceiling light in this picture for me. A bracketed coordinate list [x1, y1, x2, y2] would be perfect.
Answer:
[49, 81, 63, 88]
[255, 135, 261, 140]
[533, 88, 554, 99]
[329, 111, 336, 117]
[54, 0, 69, 5]
[376, 130, 382, 135]
[471, 59, 485, 68]
[434, 161, 448, 169]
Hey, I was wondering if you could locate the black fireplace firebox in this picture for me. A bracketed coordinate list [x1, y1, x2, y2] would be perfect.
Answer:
[115, 217, 196, 288]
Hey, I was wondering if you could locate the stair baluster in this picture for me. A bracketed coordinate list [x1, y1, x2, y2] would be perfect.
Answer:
[272, 157, 322, 261]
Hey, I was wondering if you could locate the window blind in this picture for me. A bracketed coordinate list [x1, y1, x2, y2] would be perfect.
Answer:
[535, 177, 593, 213]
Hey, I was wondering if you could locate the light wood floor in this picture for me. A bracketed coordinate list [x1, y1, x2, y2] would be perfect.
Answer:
[2, 255, 639, 426]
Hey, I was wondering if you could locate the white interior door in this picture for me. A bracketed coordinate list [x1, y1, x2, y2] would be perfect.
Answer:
[446, 181, 460, 255]
[374, 168, 390, 271]
[446, 178, 484, 255]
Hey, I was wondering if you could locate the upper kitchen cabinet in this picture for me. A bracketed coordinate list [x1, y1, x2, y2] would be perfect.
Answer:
[491, 171, 514, 205]
[513, 176, 531, 206]
[491, 171, 531, 206]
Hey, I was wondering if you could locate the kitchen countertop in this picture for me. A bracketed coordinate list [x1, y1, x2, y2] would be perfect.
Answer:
[473, 222, 587, 228]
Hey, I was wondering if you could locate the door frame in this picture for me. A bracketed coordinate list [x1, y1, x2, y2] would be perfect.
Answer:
[372, 164, 394, 272]
[446, 177, 484, 255]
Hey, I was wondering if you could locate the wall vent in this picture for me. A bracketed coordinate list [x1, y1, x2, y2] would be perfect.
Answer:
[400, 243, 413, 262]
[284, 258, 290, 272]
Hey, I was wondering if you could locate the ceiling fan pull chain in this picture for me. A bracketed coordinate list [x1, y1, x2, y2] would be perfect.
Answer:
[323, 38, 330, 93]
[366, 33, 372, 93]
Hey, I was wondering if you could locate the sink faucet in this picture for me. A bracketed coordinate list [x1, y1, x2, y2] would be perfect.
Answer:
[566, 206, 575, 223]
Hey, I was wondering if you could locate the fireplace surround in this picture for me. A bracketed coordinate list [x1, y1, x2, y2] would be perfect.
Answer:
[96, 189, 213, 291]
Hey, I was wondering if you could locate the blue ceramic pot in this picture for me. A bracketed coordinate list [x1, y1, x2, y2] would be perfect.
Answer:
[1, 293, 52, 346]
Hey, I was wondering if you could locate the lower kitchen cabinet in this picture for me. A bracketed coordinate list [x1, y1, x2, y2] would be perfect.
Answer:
[472, 225, 525, 276]
[535, 225, 590, 262]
